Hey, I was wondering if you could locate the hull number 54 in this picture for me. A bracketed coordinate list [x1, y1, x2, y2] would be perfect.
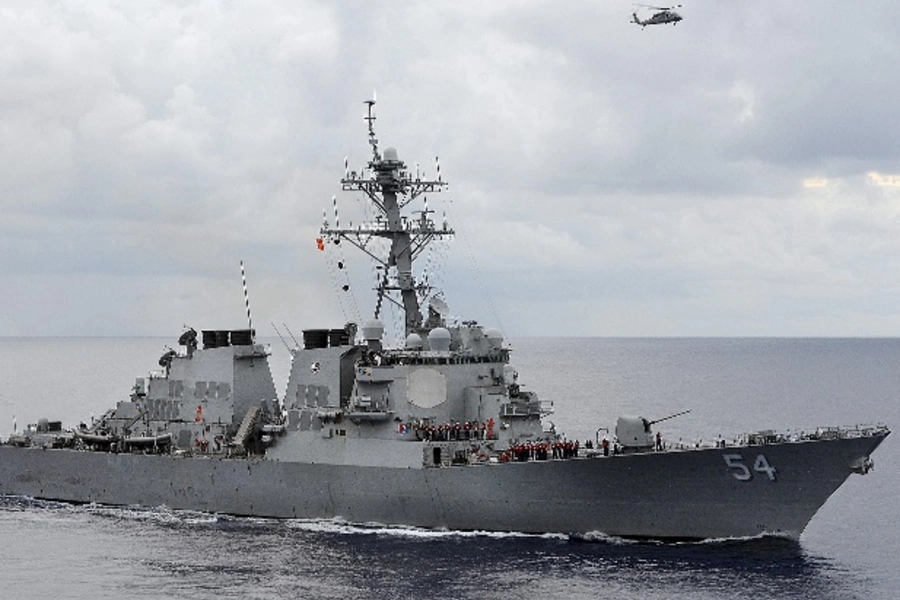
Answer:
[723, 453, 777, 481]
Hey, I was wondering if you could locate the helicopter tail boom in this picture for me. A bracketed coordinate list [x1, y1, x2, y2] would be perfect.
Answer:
[632, 12, 644, 27]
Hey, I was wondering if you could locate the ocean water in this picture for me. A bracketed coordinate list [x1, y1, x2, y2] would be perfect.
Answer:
[1, 337, 898, 599]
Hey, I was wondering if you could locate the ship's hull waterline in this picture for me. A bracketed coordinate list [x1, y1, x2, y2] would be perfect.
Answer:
[1, 432, 886, 540]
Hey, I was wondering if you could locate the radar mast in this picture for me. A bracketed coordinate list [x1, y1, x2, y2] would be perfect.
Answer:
[320, 98, 454, 337]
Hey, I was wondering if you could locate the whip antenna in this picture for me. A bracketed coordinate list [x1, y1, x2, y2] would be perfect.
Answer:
[271, 322, 291, 352]
[240, 260, 253, 333]
[283, 322, 301, 348]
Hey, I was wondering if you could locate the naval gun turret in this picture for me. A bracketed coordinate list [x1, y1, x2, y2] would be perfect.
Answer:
[615, 410, 691, 451]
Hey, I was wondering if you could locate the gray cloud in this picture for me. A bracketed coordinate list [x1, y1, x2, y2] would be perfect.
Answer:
[2, 1, 899, 337]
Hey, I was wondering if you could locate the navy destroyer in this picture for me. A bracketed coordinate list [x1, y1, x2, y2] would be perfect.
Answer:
[0, 100, 890, 540]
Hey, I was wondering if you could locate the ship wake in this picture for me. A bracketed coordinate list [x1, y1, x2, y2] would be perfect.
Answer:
[0, 495, 806, 546]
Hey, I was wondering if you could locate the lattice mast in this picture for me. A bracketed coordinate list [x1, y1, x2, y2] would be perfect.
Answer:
[320, 99, 454, 336]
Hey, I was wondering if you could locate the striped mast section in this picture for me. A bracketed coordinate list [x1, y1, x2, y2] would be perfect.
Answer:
[240, 260, 253, 336]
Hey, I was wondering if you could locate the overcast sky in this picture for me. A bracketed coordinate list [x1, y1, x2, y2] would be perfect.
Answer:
[1, 1, 899, 339]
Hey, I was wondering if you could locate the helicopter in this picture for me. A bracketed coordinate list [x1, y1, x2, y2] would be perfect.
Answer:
[632, 4, 683, 28]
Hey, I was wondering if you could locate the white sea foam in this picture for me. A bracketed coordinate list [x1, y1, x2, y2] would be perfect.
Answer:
[575, 530, 643, 545]
[682, 531, 797, 545]
[285, 517, 567, 540]
[79, 502, 221, 526]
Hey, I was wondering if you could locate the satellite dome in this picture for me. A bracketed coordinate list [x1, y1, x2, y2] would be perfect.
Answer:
[383, 147, 399, 162]
[427, 327, 451, 352]
[361, 319, 384, 341]
[405, 333, 423, 350]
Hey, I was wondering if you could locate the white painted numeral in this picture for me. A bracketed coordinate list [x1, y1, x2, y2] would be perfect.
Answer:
[723, 454, 751, 481]
[724, 453, 776, 482]
[753, 454, 777, 481]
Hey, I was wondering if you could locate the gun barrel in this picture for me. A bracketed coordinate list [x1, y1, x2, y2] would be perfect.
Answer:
[648, 409, 692, 426]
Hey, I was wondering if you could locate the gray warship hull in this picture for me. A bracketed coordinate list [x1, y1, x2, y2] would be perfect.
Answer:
[0, 431, 886, 540]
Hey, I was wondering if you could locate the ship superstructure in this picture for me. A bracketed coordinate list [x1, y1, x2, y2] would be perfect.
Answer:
[278, 98, 550, 468]
[0, 100, 889, 540]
